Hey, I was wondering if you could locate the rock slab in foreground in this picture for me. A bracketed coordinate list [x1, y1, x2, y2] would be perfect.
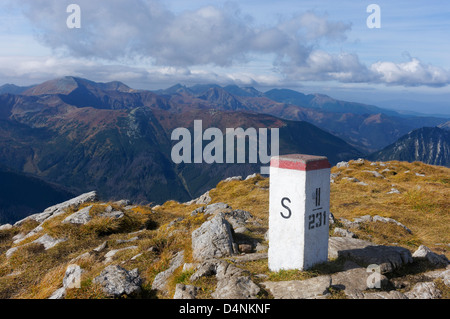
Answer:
[262, 275, 332, 299]
[328, 237, 412, 273]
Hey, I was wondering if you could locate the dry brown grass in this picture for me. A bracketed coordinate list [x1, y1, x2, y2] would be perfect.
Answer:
[330, 160, 449, 256]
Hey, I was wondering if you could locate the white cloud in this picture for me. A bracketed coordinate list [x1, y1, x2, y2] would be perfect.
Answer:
[15, 0, 351, 67]
[370, 57, 450, 87]
[1, 0, 449, 89]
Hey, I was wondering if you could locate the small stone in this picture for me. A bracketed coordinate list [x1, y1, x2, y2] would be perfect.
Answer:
[173, 284, 199, 299]
[103, 246, 138, 264]
[387, 188, 401, 194]
[93, 241, 108, 252]
[333, 227, 356, 238]
[245, 173, 258, 180]
[239, 244, 253, 253]
[363, 170, 384, 178]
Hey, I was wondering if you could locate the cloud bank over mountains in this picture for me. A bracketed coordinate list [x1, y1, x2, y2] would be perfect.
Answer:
[3, 0, 450, 88]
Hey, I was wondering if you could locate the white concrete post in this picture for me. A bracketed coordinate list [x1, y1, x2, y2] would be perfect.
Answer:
[268, 154, 331, 271]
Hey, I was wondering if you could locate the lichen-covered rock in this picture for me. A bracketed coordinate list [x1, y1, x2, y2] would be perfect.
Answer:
[93, 265, 142, 298]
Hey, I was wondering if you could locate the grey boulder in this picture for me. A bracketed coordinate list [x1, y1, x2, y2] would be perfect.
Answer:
[191, 213, 236, 261]
[93, 265, 142, 298]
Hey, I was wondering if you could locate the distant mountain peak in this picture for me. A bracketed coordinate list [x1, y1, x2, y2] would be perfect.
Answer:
[22, 76, 134, 96]
[198, 86, 246, 111]
[223, 85, 262, 97]
[368, 127, 450, 167]
[0, 83, 33, 95]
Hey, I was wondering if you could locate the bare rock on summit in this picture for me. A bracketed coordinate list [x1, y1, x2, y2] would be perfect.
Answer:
[191, 213, 237, 262]
[14, 191, 97, 226]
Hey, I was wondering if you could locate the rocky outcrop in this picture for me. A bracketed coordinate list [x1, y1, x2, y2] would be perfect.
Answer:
[14, 191, 97, 226]
[103, 246, 139, 264]
[63, 205, 124, 225]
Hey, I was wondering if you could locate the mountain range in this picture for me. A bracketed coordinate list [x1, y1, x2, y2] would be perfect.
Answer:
[154, 82, 447, 153]
[0, 76, 448, 216]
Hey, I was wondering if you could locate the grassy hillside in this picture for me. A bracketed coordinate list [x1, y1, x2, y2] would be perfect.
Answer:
[0, 159, 448, 299]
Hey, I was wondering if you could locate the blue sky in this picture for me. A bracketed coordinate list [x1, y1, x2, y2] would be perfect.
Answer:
[1, 0, 449, 115]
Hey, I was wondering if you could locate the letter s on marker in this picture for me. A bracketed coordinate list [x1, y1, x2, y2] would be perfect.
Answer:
[280, 197, 291, 219]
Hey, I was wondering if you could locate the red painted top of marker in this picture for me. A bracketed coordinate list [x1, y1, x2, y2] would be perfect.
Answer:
[270, 154, 331, 171]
